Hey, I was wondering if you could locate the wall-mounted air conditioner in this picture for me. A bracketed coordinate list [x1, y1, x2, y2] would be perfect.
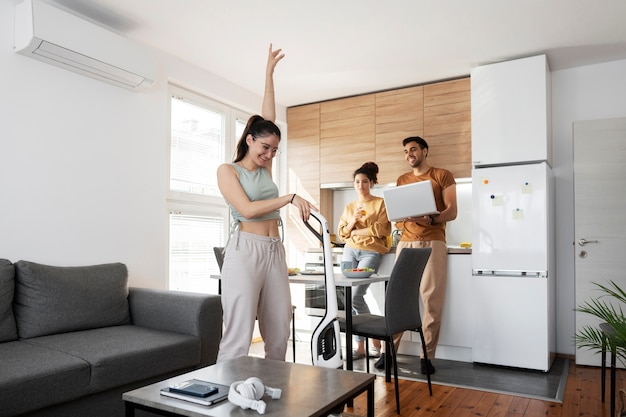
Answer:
[14, 0, 157, 91]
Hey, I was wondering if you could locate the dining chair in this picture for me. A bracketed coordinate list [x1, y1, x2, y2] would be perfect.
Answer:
[213, 246, 297, 363]
[344, 247, 433, 414]
[213, 247, 225, 294]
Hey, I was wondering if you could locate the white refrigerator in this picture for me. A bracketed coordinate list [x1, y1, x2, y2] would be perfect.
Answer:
[471, 162, 556, 371]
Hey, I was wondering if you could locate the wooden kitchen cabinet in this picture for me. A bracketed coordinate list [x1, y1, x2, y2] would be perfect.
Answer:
[423, 78, 472, 178]
[374, 79, 471, 183]
[286, 103, 322, 251]
[375, 86, 424, 184]
[286, 103, 320, 203]
[288, 78, 471, 189]
[320, 95, 376, 184]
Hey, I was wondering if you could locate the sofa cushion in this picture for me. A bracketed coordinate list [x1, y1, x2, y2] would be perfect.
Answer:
[0, 259, 17, 343]
[24, 325, 201, 392]
[14, 261, 130, 339]
[0, 340, 90, 417]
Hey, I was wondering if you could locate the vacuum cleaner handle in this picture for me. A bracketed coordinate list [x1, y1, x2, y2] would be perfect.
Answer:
[305, 211, 343, 369]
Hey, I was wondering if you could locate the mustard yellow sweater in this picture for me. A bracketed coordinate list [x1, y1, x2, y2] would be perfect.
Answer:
[337, 197, 391, 255]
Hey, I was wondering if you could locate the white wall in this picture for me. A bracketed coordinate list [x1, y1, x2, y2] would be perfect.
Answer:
[0, 0, 285, 289]
[551, 58, 626, 355]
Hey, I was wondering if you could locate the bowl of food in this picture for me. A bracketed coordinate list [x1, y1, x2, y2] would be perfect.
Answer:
[341, 267, 375, 278]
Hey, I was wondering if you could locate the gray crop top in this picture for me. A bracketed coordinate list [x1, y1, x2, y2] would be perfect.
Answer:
[229, 163, 280, 222]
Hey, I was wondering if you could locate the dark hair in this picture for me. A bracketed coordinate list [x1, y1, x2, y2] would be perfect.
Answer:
[402, 136, 429, 150]
[233, 115, 282, 163]
[353, 161, 379, 185]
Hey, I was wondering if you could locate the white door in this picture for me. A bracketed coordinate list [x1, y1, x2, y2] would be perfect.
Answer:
[574, 117, 626, 366]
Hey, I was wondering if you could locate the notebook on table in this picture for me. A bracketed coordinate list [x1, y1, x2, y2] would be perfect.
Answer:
[383, 180, 440, 222]
[160, 379, 230, 406]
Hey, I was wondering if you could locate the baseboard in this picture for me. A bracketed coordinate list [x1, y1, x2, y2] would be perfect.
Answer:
[556, 353, 574, 361]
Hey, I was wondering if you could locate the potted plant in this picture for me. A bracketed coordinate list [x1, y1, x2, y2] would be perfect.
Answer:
[575, 280, 626, 366]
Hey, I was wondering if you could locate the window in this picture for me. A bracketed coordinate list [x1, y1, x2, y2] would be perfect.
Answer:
[167, 85, 251, 293]
[169, 211, 224, 293]
[170, 97, 225, 196]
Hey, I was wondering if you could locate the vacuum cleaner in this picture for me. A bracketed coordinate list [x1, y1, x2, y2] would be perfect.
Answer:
[304, 210, 343, 369]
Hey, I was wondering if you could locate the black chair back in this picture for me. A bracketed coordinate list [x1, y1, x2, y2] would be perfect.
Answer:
[213, 247, 225, 272]
[385, 247, 432, 335]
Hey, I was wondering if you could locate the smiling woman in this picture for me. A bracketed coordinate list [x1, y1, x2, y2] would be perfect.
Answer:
[214, 44, 319, 364]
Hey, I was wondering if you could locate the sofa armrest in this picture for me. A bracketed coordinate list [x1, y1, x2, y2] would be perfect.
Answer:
[128, 287, 222, 367]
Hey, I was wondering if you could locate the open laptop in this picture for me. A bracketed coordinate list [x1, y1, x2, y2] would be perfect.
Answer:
[383, 180, 440, 222]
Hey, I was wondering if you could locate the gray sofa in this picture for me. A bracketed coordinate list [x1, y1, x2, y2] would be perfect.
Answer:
[0, 259, 222, 417]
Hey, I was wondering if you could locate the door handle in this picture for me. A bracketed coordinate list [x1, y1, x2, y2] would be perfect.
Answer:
[578, 238, 599, 246]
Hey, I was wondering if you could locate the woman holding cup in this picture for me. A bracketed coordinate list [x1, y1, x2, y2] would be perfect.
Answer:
[337, 161, 391, 359]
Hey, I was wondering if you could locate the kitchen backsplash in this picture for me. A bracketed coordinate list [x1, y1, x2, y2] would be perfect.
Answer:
[331, 179, 473, 247]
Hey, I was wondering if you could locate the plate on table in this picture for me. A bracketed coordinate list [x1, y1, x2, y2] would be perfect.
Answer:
[341, 270, 374, 278]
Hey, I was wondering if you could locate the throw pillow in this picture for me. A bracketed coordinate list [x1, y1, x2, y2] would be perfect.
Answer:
[14, 261, 131, 339]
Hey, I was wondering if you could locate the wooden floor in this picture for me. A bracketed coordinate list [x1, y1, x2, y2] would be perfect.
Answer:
[344, 360, 626, 417]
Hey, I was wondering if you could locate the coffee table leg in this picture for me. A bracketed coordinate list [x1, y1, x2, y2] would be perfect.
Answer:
[125, 402, 135, 417]
[367, 380, 374, 417]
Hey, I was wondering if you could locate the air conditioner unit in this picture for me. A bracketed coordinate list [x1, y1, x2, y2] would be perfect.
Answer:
[14, 0, 157, 91]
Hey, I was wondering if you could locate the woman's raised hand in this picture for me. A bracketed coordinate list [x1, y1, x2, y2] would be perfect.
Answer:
[267, 43, 285, 74]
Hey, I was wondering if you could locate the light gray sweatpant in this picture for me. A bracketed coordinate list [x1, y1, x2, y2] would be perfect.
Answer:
[217, 231, 292, 363]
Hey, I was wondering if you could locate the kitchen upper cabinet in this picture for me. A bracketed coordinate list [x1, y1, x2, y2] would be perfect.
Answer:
[471, 55, 551, 167]
[424, 78, 472, 178]
[287, 103, 320, 203]
[287, 78, 472, 191]
[375, 86, 424, 184]
[286, 103, 322, 250]
[320, 95, 376, 184]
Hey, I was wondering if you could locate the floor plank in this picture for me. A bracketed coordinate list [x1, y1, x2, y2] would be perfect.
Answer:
[485, 395, 515, 417]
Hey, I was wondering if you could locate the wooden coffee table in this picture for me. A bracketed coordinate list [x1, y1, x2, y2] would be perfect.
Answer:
[123, 356, 375, 417]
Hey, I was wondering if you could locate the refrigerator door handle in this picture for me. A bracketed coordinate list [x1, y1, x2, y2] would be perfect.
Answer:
[472, 269, 548, 278]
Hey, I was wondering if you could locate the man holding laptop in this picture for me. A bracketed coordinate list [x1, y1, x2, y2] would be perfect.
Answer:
[376, 136, 457, 374]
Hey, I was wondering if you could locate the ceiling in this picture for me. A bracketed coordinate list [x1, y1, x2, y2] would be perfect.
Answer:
[49, 0, 626, 108]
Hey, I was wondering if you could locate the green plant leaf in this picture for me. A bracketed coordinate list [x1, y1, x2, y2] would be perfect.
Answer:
[574, 280, 626, 366]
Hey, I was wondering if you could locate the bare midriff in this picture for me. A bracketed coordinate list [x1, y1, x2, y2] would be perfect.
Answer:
[239, 219, 280, 237]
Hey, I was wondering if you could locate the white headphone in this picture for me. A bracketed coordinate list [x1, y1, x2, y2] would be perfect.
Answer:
[228, 377, 282, 415]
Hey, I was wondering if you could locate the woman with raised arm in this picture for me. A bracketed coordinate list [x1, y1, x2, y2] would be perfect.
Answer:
[216, 44, 318, 362]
